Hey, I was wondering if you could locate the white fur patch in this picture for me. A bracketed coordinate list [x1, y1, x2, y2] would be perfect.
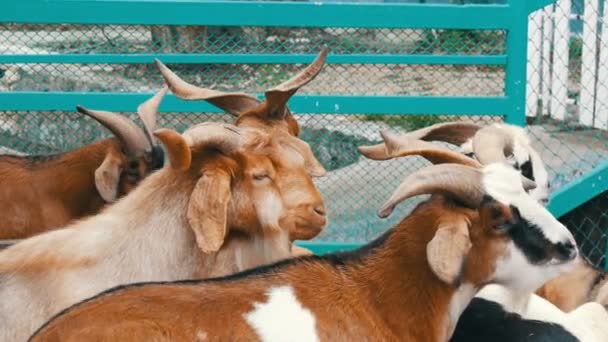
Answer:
[491, 241, 575, 293]
[446, 283, 477, 338]
[256, 191, 284, 232]
[245, 286, 319, 342]
[481, 164, 574, 245]
[527, 147, 550, 203]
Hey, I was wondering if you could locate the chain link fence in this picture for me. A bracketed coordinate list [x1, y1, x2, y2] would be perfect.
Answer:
[0, 1, 606, 266]
[526, 0, 608, 267]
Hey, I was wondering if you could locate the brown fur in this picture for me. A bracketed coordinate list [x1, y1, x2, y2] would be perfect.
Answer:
[536, 257, 606, 312]
[0, 138, 157, 239]
[31, 197, 514, 342]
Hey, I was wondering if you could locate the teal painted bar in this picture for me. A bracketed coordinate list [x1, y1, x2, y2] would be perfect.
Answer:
[547, 161, 608, 218]
[295, 242, 363, 255]
[0, 92, 509, 115]
[503, 0, 528, 126]
[0, 54, 507, 66]
[4, 1, 512, 29]
[527, 0, 555, 13]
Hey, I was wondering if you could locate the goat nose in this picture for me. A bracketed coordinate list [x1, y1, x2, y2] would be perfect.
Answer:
[556, 241, 577, 261]
[313, 205, 326, 217]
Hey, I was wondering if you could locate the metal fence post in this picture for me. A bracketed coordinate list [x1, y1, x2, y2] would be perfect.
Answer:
[504, 0, 529, 126]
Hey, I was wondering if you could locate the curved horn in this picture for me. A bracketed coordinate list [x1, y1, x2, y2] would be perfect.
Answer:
[379, 164, 485, 218]
[379, 131, 483, 168]
[154, 59, 262, 116]
[137, 86, 168, 145]
[76, 106, 152, 156]
[472, 125, 514, 164]
[264, 46, 329, 119]
[358, 122, 482, 161]
[399, 121, 482, 145]
[182, 122, 245, 155]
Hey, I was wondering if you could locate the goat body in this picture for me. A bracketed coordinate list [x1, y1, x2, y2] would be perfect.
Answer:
[30, 165, 579, 342]
[0, 139, 118, 238]
[30, 200, 479, 341]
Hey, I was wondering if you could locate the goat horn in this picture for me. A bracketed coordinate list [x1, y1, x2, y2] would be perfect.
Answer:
[399, 121, 482, 145]
[358, 122, 482, 161]
[379, 131, 483, 168]
[182, 122, 244, 155]
[264, 46, 329, 119]
[379, 164, 484, 218]
[472, 125, 514, 164]
[76, 106, 152, 156]
[137, 86, 168, 145]
[154, 59, 262, 116]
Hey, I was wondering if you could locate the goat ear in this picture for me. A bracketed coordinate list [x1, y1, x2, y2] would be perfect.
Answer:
[94, 153, 123, 202]
[188, 169, 231, 254]
[154, 128, 191, 170]
[427, 219, 471, 286]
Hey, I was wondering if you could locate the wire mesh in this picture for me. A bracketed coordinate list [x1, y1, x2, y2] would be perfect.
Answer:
[526, 0, 608, 267]
[0, 18, 606, 266]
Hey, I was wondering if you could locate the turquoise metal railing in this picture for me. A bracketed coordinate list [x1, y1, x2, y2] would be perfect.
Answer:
[4, 0, 605, 257]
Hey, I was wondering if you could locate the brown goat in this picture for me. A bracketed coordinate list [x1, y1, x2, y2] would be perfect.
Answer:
[30, 158, 578, 341]
[0, 88, 167, 239]
[155, 47, 330, 240]
[0, 52, 330, 341]
[0, 120, 327, 341]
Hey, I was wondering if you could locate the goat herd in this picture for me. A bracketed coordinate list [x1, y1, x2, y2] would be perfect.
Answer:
[0, 47, 606, 341]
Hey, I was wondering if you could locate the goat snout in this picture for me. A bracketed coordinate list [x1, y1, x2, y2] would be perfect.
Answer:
[290, 202, 327, 240]
[554, 240, 577, 262]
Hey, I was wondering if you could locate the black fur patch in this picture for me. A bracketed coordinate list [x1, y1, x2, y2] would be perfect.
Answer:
[451, 298, 579, 342]
[517, 160, 535, 181]
[148, 145, 165, 170]
[506, 206, 557, 264]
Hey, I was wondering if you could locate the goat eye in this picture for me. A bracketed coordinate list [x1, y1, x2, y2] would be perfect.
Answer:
[253, 173, 270, 181]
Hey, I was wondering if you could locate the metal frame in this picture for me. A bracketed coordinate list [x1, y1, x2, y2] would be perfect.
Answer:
[5, 0, 604, 258]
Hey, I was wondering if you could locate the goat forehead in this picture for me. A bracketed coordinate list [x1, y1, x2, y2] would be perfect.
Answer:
[481, 164, 570, 243]
[244, 285, 319, 342]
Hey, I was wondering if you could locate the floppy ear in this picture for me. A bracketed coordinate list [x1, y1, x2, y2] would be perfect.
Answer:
[154, 128, 191, 171]
[427, 219, 472, 286]
[94, 153, 123, 202]
[187, 168, 231, 254]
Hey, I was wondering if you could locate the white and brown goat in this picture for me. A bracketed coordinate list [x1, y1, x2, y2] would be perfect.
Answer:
[365, 130, 608, 341]
[29, 153, 577, 341]
[0, 88, 167, 239]
[358, 121, 551, 204]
